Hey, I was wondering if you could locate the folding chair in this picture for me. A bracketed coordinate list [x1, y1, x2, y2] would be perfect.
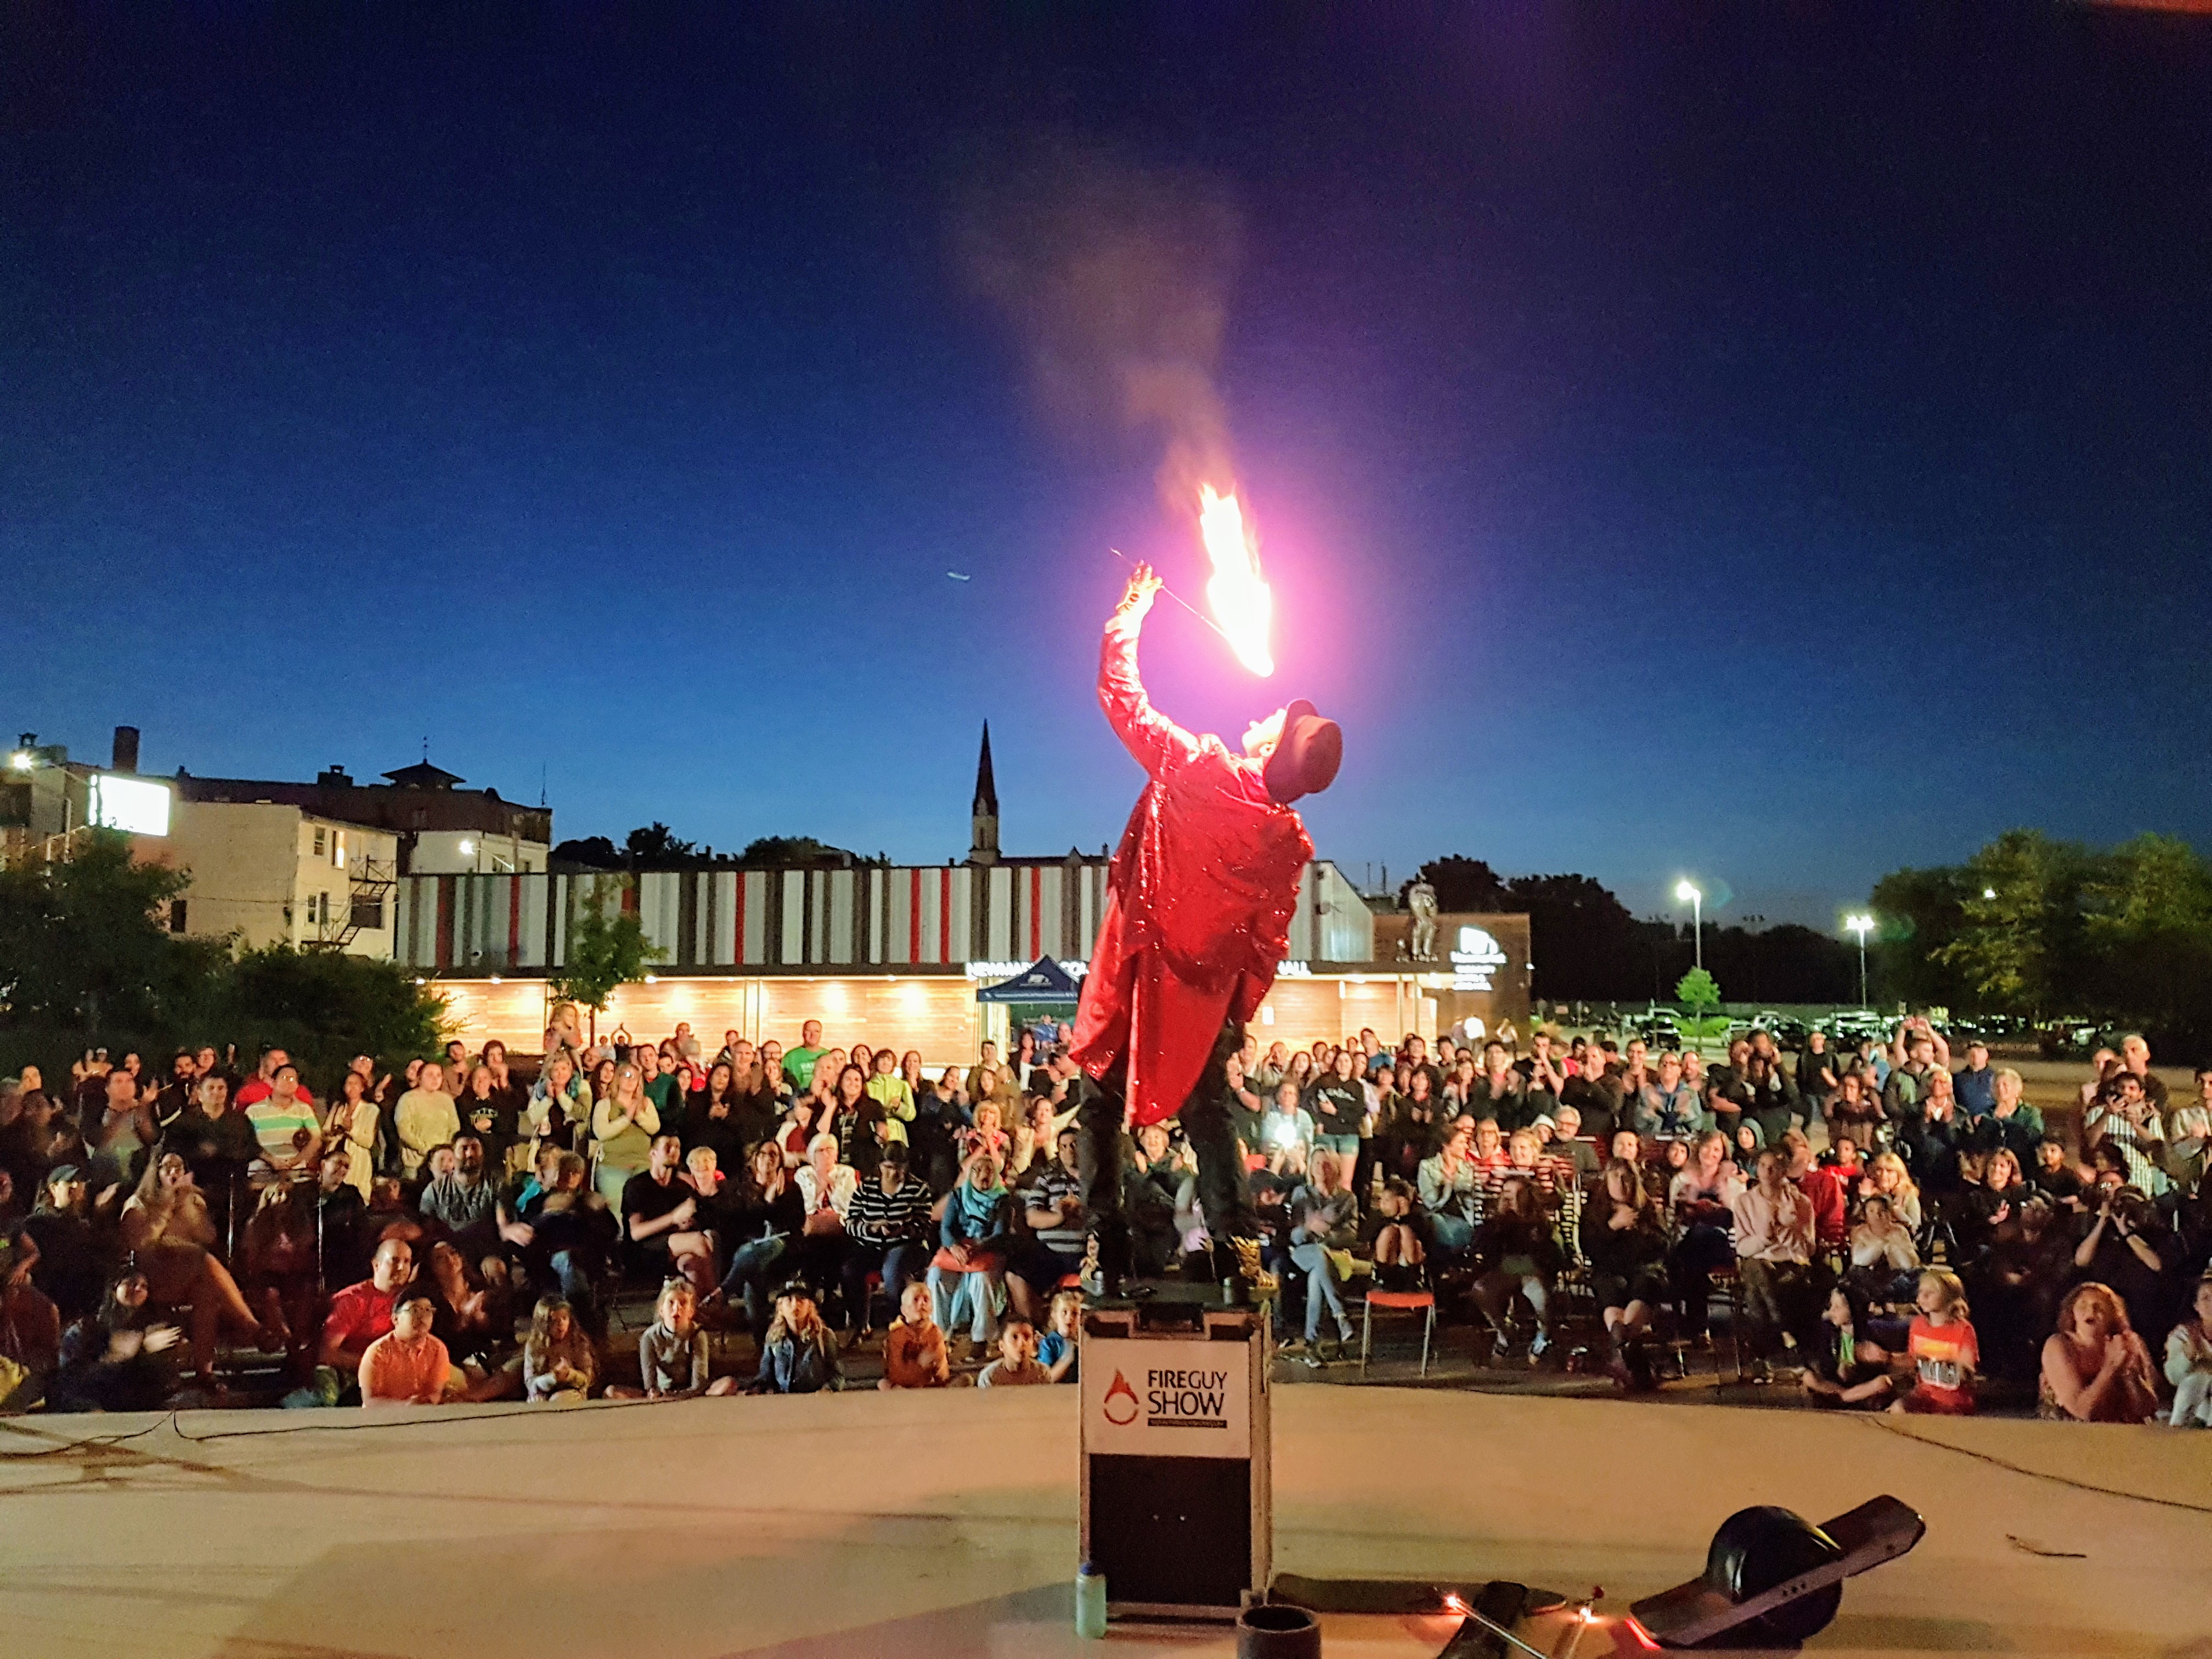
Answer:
[1358, 1288, 1436, 1380]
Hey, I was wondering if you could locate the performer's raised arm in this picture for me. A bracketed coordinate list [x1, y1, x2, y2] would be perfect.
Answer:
[1098, 563, 1200, 778]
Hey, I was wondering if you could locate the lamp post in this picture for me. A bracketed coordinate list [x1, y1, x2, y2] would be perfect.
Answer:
[1674, 879, 1704, 972]
[1845, 913, 1874, 1009]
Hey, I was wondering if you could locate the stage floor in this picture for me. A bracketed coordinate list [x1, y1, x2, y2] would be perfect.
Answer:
[2, 1388, 2207, 1658]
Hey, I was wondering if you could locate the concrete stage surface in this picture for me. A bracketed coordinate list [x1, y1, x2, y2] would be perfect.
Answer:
[2, 1390, 2208, 1659]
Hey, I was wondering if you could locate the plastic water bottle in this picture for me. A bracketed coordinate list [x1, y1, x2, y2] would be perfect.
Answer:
[1074, 1561, 1108, 1639]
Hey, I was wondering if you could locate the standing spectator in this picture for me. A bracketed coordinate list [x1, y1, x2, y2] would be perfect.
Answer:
[1883, 1020, 1945, 1126]
[456, 1065, 518, 1173]
[1795, 1030, 1837, 1118]
[1953, 1040, 1998, 1118]
[323, 1070, 381, 1201]
[162, 1075, 258, 1239]
[393, 1062, 459, 1180]
[2039, 1281, 2159, 1423]
[235, 1048, 317, 1111]
[245, 1064, 323, 1182]
[590, 1062, 662, 1206]
[1895, 1269, 1979, 1415]
[1306, 1049, 1364, 1176]
[2115, 1034, 2170, 1114]
[784, 1022, 830, 1093]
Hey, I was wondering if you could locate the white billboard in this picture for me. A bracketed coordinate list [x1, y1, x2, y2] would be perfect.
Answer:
[88, 773, 171, 836]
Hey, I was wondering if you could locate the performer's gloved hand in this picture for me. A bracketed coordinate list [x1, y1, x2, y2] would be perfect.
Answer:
[1117, 562, 1162, 620]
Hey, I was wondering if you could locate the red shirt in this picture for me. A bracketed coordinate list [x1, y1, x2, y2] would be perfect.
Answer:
[235, 1078, 317, 1108]
[1907, 1315, 1979, 1412]
[322, 1280, 398, 1359]
[1795, 1166, 1848, 1246]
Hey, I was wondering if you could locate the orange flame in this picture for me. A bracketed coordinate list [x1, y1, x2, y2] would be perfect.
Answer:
[1195, 484, 1274, 677]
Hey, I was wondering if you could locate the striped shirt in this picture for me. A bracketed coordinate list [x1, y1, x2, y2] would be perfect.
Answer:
[247, 1099, 319, 1171]
[843, 1173, 935, 1246]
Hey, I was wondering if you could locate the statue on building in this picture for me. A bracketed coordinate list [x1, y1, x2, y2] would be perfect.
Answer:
[1408, 876, 1440, 961]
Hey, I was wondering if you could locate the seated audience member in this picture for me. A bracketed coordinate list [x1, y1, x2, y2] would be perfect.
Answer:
[1546, 1103, 1600, 1181]
[161, 1075, 259, 1236]
[1368, 1177, 1424, 1288]
[1010, 1128, 1087, 1323]
[1417, 1119, 1481, 1261]
[528, 1052, 592, 1152]
[120, 1151, 272, 1387]
[622, 1133, 719, 1295]
[523, 1294, 597, 1403]
[1859, 1150, 1925, 1235]
[977, 1316, 1050, 1387]
[715, 1141, 805, 1332]
[1472, 1172, 1561, 1362]
[419, 1239, 518, 1401]
[1733, 1148, 1819, 1371]
[2030, 1137, 2085, 1209]
[752, 1280, 842, 1394]
[1894, 1268, 1979, 1416]
[2071, 1185, 2179, 1338]
[359, 1285, 452, 1407]
[610, 1278, 738, 1400]
[1846, 1194, 1921, 1303]
[295, 1238, 414, 1408]
[840, 1144, 934, 1334]
[48, 1269, 183, 1414]
[879, 1280, 951, 1390]
[2039, 1280, 2160, 1424]
[22, 1165, 108, 1321]
[1667, 1132, 1743, 1344]
[1281, 1149, 1361, 1366]
[930, 1150, 1014, 1349]
[1, 1220, 64, 1408]
[791, 1131, 858, 1296]
[521, 1151, 618, 1335]
[418, 1133, 502, 1257]
[1038, 1286, 1082, 1383]
[2164, 1273, 2212, 1428]
[1258, 1081, 1317, 1177]
[1579, 1158, 1668, 1389]
[1781, 1130, 1846, 1251]
[1803, 1283, 1895, 1412]
[321, 1069, 381, 1202]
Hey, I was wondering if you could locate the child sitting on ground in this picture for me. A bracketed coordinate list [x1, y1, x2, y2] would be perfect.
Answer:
[359, 1288, 451, 1407]
[2165, 1272, 2212, 1427]
[879, 1280, 950, 1390]
[1037, 1288, 1082, 1383]
[1893, 1269, 1978, 1415]
[977, 1317, 1049, 1387]
[610, 1279, 739, 1399]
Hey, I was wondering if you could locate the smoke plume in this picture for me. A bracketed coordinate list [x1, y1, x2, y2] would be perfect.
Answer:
[952, 136, 1244, 510]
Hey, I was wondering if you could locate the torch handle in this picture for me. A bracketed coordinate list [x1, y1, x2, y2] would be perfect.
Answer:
[1107, 548, 1234, 642]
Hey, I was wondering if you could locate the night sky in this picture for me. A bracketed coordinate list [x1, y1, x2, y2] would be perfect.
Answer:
[5, 5, 2208, 929]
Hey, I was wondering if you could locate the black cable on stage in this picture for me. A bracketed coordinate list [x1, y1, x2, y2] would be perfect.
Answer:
[1859, 1415, 2212, 1517]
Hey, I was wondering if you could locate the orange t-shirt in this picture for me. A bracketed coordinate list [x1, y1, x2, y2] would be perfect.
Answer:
[360, 1331, 451, 1405]
[1907, 1316, 1978, 1412]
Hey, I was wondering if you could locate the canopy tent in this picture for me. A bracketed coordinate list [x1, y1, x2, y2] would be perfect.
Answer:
[975, 955, 1084, 1005]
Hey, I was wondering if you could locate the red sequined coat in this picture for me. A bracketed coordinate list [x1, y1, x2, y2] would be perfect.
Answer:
[1068, 608, 1313, 1127]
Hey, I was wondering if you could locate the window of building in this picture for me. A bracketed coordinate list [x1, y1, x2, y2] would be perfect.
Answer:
[169, 899, 188, 934]
[351, 895, 385, 932]
[332, 829, 346, 868]
[313, 826, 326, 857]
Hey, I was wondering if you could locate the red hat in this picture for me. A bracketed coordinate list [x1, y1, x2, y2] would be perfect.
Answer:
[1263, 699, 1342, 804]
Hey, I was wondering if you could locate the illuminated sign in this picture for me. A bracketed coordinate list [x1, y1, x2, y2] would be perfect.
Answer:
[88, 774, 171, 837]
[1448, 926, 1508, 992]
[1274, 961, 1311, 977]
[964, 960, 1090, 981]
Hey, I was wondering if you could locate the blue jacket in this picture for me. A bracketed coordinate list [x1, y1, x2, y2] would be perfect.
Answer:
[940, 1178, 1013, 1251]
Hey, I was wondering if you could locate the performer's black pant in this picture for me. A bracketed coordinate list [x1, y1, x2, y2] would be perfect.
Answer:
[1079, 1018, 1254, 1279]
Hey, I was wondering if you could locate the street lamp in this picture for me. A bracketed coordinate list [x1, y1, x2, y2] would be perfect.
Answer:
[1845, 913, 1874, 1008]
[1674, 879, 1704, 972]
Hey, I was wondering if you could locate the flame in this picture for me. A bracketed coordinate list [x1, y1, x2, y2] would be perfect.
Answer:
[1195, 484, 1274, 676]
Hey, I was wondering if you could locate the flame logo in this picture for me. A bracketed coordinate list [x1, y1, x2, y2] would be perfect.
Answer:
[1102, 1369, 1140, 1426]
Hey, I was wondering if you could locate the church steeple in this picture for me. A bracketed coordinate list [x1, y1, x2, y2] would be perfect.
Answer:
[969, 721, 1000, 864]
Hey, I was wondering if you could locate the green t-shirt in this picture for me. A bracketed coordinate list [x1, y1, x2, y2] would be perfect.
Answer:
[784, 1046, 827, 1091]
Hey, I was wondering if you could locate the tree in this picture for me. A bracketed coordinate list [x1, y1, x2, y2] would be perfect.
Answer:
[1933, 830, 2092, 1018]
[1504, 873, 1643, 1000]
[547, 874, 663, 1031]
[551, 836, 622, 868]
[2081, 833, 2212, 1047]
[1400, 856, 1509, 913]
[1674, 966, 1728, 1046]
[738, 835, 855, 866]
[1865, 864, 1972, 1011]
[216, 947, 449, 1083]
[0, 831, 219, 1034]
[624, 823, 696, 864]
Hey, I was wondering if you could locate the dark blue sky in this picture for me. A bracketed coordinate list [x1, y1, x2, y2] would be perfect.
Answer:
[5, 4, 2208, 928]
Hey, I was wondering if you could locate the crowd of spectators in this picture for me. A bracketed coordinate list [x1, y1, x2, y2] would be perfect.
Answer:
[3, 1005, 2208, 1426]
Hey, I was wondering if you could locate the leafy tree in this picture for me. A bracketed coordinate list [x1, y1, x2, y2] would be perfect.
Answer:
[624, 822, 697, 864]
[1933, 830, 2092, 1018]
[1865, 864, 1972, 1011]
[215, 946, 448, 1082]
[551, 836, 622, 868]
[738, 835, 855, 866]
[548, 874, 663, 1030]
[1674, 966, 1729, 1046]
[2080, 833, 2212, 1046]
[0, 831, 219, 1033]
[1400, 855, 1509, 913]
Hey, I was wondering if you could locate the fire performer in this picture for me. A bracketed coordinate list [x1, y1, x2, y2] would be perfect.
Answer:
[1070, 561, 1342, 1293]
